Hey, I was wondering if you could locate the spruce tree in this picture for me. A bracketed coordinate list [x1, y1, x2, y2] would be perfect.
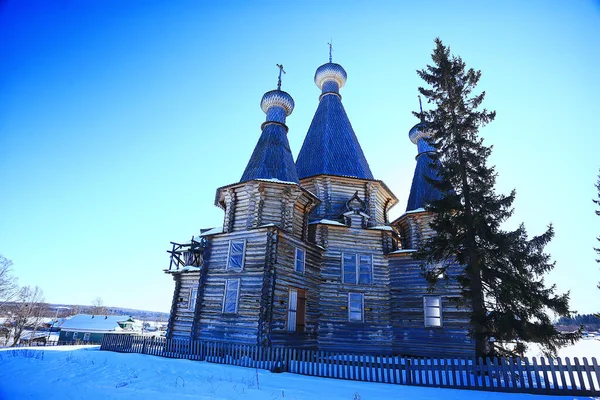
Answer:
[414, 38, 580, 358]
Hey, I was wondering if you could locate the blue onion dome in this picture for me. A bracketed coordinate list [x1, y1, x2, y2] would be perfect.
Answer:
[409, 122, 436, 155]
[314, 63, 347, 93]
[261, 90, 294, 116]
[408, 122, 430, 144]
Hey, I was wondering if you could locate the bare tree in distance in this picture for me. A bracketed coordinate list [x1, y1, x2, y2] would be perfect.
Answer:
[0, 255, 19, 312]
[8, 285, 46, 346]
[90, 296, 109, 315]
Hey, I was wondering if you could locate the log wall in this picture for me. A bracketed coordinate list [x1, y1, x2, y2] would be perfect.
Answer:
[314, 224, 394, 353]
[389, 211, 474, 357]
[192, 229, 270, 344]
[300, 175, 397, 227]
[269, 231, 322, 349]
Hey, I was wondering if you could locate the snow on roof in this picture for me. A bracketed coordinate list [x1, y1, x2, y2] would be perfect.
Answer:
[389, 249, 417, 255]
[60, 314, 135, 332]
[255, 178, 299, 185]
[197, 226, 223, 237]
[369, 225, 395, 232]
[309, 219, 347, 227]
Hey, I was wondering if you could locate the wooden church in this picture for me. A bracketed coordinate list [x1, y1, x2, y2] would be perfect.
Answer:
[164, 59, 474, 357]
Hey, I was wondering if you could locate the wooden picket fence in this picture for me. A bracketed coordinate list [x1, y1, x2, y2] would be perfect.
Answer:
[101, 334, 600, 396]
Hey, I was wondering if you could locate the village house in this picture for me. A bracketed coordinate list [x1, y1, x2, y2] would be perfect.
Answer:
[164, 59, 474, 357]
[59, 314, 140, 344]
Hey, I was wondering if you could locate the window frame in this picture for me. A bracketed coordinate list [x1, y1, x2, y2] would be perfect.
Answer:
[72, 331, 79, 340]
[342, 253, 373, 284]
[423, 296, 443, 327]
[295, 248, 305, 274]
[189, 288, 199, 312]
[287, 287, 307, 333]
[83, 332, 91, 341]
[222, 278, 241, 314]
[226, 239, 246, 272]
[347, 292, 364, 322]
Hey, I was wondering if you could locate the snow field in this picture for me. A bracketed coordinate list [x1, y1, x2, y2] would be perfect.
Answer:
[1, 343, 599, 400]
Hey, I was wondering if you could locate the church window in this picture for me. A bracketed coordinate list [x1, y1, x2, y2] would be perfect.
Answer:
[73, 332, 79, 340]
[342, 253, 372, 284]
[83, 332, 91, 341]
[227, 240, 246, 271]
[295, 248, 305, 273]
[348, 293, 364, 322]
[222, 279, 240, 314]
[189, 288, 198, 311]
[424, 296, 442, 327]
[287, 288, 306, 332]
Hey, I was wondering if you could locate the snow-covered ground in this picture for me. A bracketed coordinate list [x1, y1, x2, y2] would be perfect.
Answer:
[0, 340, 598, 400]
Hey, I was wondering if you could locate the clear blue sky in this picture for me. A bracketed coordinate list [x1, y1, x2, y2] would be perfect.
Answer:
[1, 0, 599, 314]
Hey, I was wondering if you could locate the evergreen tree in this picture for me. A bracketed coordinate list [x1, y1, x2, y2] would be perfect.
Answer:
[414, 38, 580, 358]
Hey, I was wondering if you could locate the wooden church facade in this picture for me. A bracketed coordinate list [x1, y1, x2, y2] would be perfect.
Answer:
[164, 61, 475, 357]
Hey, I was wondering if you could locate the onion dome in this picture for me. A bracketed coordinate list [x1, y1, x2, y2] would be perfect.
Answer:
[406, 121, 443, 212]
[296, 61, 374, 180]
[409, 122, 435, 155]
[260, 89, 294, 124]
[240, 66, 299, 184]
[314, 63, 347, 95]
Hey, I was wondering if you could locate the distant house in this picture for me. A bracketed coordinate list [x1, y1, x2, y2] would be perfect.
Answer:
[58, 314, 140, 344]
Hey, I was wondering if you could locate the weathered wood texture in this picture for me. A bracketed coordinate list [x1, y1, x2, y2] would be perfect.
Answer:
[300, 175, 397, 227]
[215, 180, 318, 240]
[390, 211, 474, 357]
[102, 334, 600, 397]
[389, 254, 474, 357]
[269, 230, 322, 349]
[393, 211, 436, 250]
[315, 223, 394, 353]
[168, 272, 201, 339]
[166, 180, 475, 357]
[191, 229, 270, 344]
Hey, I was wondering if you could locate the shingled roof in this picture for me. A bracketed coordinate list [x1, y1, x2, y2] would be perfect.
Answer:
[240, 123, 299, 184]
[406, 152, 443, 211]
[295, 93, 374, 180]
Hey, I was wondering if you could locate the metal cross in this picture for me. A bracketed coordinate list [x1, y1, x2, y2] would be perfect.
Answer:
[327, 40, 333, 63]
[276, 63, 285, 90]
[418, 95, 424, 122]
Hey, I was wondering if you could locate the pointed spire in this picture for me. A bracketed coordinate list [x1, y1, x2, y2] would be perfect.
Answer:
[405, 105, 443, 211]
[296, 58, 374, 180]
[239, 65, 299, 184]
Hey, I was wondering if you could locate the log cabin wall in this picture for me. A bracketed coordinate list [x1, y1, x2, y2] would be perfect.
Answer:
[314, 223, 393, 353]
[216, 180, 319, 239]
[389, 212, 474, 357]
[269, 230, 322, 349]
[299, 175, 397, 227]
[191, 229, 270, 344]
[388, 254, 474, 357]
[167, 272, 201, 339]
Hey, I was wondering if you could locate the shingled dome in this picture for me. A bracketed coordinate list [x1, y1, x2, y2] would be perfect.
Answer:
[295, 62, 374, 180]
[406, 122, 443, 211]
[240, 88, 299, 184]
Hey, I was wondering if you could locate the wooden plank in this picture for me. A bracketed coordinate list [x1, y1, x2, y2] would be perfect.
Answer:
[573, 358, 586, 394]
[300, 349, 306, 375]
[384, 354, 391, 384]
[540, 357, 550, 394]
[546, 357, 557, 392]
[582, 358, 595, 394]
[556, 357, 567, 393]
[565, 357, 578, 393]
[531, 357, 542, 392]
[592, 358, 600, 394]
[506, 357, 517, 391]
